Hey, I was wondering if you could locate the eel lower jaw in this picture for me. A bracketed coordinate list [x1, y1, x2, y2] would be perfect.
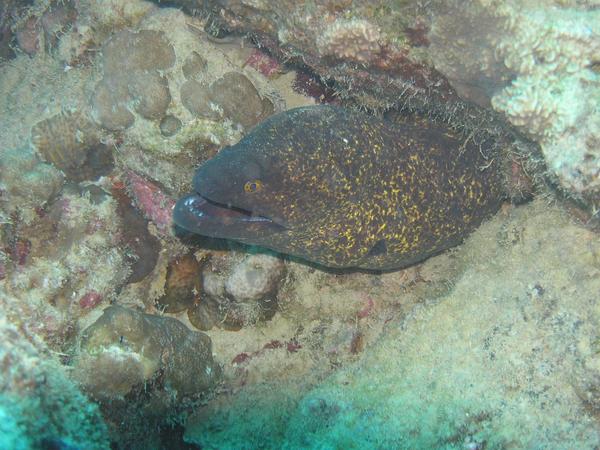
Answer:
[173, 193, 287, 238]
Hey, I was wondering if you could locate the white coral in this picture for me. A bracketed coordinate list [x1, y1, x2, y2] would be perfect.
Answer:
[317, 19, 382, 63]
[490, 5, 600, 200]
[431, 1, 600, 201]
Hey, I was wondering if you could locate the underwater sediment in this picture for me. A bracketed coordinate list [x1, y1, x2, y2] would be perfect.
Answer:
[0, 0, 599, 448]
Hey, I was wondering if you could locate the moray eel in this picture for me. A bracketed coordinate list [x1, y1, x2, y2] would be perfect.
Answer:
[174, 105, 507, 270]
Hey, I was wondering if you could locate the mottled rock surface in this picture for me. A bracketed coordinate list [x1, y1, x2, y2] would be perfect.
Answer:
[76, 305, 221, 398]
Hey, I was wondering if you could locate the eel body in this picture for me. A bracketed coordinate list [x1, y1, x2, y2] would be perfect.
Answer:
[174, 105, 506, 270]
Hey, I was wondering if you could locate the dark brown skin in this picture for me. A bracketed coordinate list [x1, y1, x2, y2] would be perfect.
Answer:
[174, 105, 506, 270]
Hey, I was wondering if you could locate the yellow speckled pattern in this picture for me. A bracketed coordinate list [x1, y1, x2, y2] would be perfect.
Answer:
[180, 105, 507, 270]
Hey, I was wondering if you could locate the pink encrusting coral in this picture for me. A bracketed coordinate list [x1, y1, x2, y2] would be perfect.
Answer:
[244, 48, 282, 78]
[79, 290, 103, 309]
[125, 171, 176, 236]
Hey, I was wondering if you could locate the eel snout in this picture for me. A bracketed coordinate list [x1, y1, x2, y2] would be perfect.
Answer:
[173, 193, 285, 238]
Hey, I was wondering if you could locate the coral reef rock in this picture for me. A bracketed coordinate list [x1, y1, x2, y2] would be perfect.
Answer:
[111, 180, 161, 284]
[0, 304, 109, 450]
[90, 7, 284, 194]
[125, 170, 176, 236]
[181, 71, 271, 129]
[76, 305, 221, 399]
[225, 253, 285, 302]
[14, 0, 78, 56]
[156, 253, 203, 314]
[32, 112, 114, 182]
[188, 253, 285, 331]
[430, 1, 600, 208]
[0, 146, 64, 225]
[167, 0, 452, 110]
[92, 29, 175, 130]
[4, 191, 128, 336]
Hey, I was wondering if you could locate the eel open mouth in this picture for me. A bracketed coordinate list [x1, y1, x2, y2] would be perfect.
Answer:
[173, 193, 287, 239]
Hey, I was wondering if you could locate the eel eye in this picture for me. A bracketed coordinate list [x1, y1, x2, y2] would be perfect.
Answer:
[244, 180, 263, 193]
